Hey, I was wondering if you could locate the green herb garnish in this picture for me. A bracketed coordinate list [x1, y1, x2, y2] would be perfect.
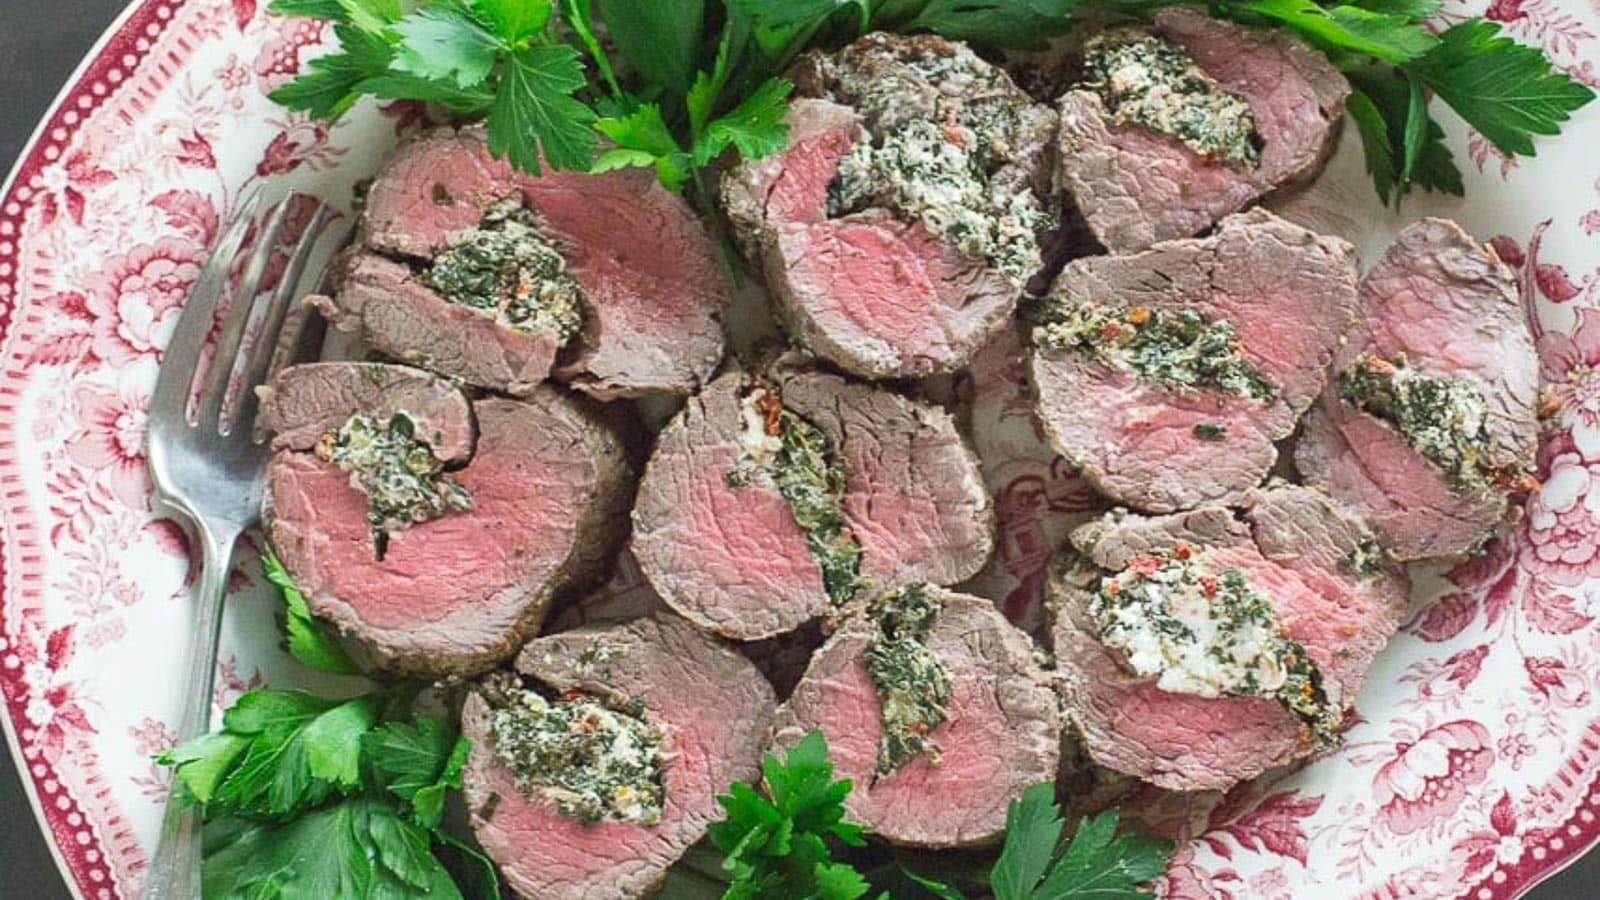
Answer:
[864, 584, 953, 775]
[707, 730, 871, 899]
[1036, 302, 1277, 402]
[262, 549, 360, 675]
[159, 687, 497, 899]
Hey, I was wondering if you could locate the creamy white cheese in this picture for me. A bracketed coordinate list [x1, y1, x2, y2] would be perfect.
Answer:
[736, 387, 783, 470]
[1090, 551, 1287, 699]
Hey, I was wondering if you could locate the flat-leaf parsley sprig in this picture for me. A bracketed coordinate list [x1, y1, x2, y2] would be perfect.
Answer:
[1208, 0, 1593, 204]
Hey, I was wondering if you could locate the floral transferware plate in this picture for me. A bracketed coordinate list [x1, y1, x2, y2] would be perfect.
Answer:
[2, 0, 1598, 897]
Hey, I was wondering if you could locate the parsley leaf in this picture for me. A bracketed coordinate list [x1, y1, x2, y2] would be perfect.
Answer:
[161, 689, 342, 817]
[1345, 88, 1400, 204]
[202, 796, 463, 900]
[1032, 810, 1170, 899]
[990, 783, 1064, 899]
[595, 0, 705, 93]
[364, 716, 469, 829]
[390, 0, 503, 88]
[1347, 65, 1464, 205]
[595, 103, 693, 188]
[1411, 19, 1596, 157]
[475, 0, 554, 45]
[897, 0, 1075, 48]
[334, 0, 402, 33]
[1231, 0, 1437, 63]
[267, 0, 349, 20]
[693, 77, 793, 166]
[262, 549, 360, 675]
[488, 43, 599, 173]
[732, 0, 870, 31]
[707, 731, 869, 899]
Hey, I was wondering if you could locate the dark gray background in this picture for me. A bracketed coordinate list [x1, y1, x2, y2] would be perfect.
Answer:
[0, 1, 1595, 897]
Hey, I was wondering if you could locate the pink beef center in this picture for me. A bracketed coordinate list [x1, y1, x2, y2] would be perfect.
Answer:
[1202, 545, 1352, 694]
[367, 134, 516, 257]
[811, 649, 1011, 837]
[767, 126, 859, 224]
[682, 441, 828, 607]
[524, 169, 722, 332]
[470, 706, 712, 896]
[781, 217, 971, 362]
[272, 421, 588, 631]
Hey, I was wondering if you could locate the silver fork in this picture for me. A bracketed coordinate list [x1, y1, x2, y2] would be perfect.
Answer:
[142, 189, 331, 900]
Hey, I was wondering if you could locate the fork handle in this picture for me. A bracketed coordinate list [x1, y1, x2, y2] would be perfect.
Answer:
[143, 523, 239, 900]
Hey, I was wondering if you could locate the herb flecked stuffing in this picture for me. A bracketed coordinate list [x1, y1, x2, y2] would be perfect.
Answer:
[730, 385, 865, 604]
[1338, 353, 1512, 493]
[318, 411, 473, 552]
[479, 673, 666, 827]
[1035, 301, 1277, 401]
[864, 584, 954, 775]
[826, 43, 1052, 282]
[1088, 545, 1341, 747]
[1081, 30, 1260, 168]
[424, 198, 585, 342]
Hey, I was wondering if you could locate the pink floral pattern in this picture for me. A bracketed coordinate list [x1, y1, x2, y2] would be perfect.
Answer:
[0, 1, 1597, 898]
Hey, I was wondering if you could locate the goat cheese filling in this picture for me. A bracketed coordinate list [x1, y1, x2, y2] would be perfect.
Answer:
[826, 42, 1050, 281]
[1034, 301, 1278, 401]
[425, 197, 586, 342]
[1088, 545, 1340, 746]
[318, 411, 472, 552]
[1338, 353, 1513, 493]
[864, 584, 953, 775]
[729, 385, 864, 604]
[481, 674, 666, 827]
[1081, 30, 1260, 168]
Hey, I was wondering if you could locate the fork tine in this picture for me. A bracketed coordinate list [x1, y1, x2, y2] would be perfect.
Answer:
[149, 186, 263, 427]
[230, 203, 333, 435]
[196, 195, 295, 430]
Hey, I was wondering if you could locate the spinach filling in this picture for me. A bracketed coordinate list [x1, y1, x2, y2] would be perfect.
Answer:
[424, 198, 585, 342]
[1087, 546, 1340, 747]
[1338, 353, 1505, 493]
[480, 674, 666, 827]
[864, 584, 953, 775]
[825, 45, 1050, 282]
[1035, 301, 1277, 401]
[1081, 31, 1260, 168]
[729, 386, 864, 604]
[318, 411, 472, 554]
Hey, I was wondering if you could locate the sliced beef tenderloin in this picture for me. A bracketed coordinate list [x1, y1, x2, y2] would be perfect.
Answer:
[547, 551, 824, 699]
[631, 366, 993, 640]
[462, 613, 775, 900]
[721, 34, 1055, 379]
[1296, 219, 1539, 561]
[264, 388, 634, 677]
[770, 585, 1060, 846]
[1055, 9, 1349, 253]
[333, 127, 729, 398]
[1029, 209, 1357, 513]
[257, 361, 475, 460]
[316, 253, 560, 397]
[361, 126, 517, 259]
[1049, 485, 1407, 792]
